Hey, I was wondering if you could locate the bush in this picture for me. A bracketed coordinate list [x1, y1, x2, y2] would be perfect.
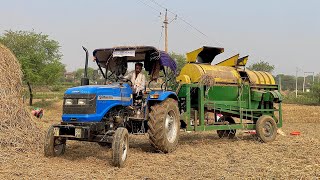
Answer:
[50, 85, 62, 92]
[32, 98, 57, 108]
[283, 91, 319, 105]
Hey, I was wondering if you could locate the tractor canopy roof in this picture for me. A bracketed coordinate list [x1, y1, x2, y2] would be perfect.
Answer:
[93, 46, 177, 77]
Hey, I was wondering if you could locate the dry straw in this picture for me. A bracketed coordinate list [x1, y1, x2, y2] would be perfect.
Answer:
[0, 44, 42, 153]
[199, 73, 216, 87]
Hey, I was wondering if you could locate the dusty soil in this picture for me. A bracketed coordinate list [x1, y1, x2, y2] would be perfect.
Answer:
[0, 103, 319, 179]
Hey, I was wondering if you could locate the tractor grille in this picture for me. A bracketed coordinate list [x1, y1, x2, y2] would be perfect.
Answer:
[63, 94, 96, 114]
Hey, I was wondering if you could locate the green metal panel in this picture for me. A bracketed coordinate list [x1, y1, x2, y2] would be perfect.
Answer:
[251, 90, 263, 101]
[206, 85, 238, 101]
[177, 84, 188, 97]
[198, 86, 205, 130]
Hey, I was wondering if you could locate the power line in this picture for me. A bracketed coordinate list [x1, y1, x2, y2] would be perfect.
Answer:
[148, 0, 209, 38]
[137, 0, 162, 15]
[137, 0, 238, 54]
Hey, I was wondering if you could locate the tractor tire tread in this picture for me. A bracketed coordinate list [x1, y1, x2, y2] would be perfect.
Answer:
[148, 98, 180, 153]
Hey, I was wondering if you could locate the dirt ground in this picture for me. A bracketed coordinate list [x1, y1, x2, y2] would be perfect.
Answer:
[0, 103, 319, 179]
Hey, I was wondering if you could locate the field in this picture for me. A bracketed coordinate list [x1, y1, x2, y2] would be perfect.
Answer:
[1, 102, 319, 179]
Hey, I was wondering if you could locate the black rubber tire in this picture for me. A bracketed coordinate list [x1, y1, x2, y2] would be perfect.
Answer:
[148, 98, 180, 153]
[256, 115, 277, 143]
[97, 142, 112, 148]
[112, 128, 129, 168]
[216, 116, 236, 139]
[217, 129, 236, 139]
[44, 125, 66, 157]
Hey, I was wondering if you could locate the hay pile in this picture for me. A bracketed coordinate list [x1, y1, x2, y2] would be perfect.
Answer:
[0, 44, 42, 152]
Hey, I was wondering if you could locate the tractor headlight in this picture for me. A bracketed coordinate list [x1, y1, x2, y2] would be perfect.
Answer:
[53, 127, 60, 136]
[75, 128, 82, 138]
[65, 99, 74, 105]
[78, 99, 87, 105]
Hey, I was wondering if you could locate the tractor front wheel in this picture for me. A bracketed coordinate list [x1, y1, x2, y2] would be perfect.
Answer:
[112, 127, 129, 168]
[148, 98, 180, 153]
[44, 125, 66, 157]
[256, 115, 277, 143]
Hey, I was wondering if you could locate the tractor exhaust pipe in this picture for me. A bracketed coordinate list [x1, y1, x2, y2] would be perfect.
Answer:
[81, 46, 89, 86]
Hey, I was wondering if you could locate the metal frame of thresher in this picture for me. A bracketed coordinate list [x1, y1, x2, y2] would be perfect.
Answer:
[182, 83, 282, 132]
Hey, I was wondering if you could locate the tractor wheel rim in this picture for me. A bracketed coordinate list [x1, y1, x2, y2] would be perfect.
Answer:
[263, 121, 273, 137]
[121, 136, 128, 161]
[165, 110, 177, 143]
[54, 138, 63, 154]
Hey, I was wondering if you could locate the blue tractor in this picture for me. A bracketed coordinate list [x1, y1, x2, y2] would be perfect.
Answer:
[44, 46, 180, 167]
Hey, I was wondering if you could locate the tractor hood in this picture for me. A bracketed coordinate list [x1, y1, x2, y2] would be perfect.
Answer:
[64, 83, 132, 95]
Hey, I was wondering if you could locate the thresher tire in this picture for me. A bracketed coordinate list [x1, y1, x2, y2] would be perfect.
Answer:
[44, 125, 66, 157]
[256, 115, 277, 143]
[112, 127, 129, 168]
[97, 142, 112, 148]
[217, 130, 236, 139]
[217, 116, 236, 139]
[148, 98, 180, 153]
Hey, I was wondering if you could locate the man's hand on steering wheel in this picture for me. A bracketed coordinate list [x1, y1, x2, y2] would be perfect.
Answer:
[118, 76, 133, 86]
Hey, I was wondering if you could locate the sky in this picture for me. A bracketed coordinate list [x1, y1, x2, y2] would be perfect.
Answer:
[0, 0, 319, 75]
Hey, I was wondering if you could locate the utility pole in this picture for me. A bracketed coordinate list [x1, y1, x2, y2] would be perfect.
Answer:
[312, 72, 315, 84]
[164, 9, 168, 52]
[295, 67, 298, 97]
[303, 72, 306, 93]
[303, 71, 315, 92]
[279, 75, 282, 92]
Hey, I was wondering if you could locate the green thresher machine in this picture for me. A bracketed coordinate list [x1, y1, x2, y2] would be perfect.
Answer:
[175, 46, 282, 142]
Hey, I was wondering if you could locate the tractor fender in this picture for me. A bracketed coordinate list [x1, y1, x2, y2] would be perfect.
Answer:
[147, 91, 178, 102]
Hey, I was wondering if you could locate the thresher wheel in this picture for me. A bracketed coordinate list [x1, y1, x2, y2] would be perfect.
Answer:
[148, 98, 180, 153]
[97, 142, 112, 148]
[217, 116, 236, 139]
[44, 125, 66, 157]
[112, 127, 129, 168]
[256, 115, 277, 143]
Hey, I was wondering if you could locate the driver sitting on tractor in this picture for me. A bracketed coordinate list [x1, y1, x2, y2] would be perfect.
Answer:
[125, 62, 146, 94]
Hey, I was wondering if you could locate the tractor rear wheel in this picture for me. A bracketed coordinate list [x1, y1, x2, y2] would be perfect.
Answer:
[44, 125, 66, 157]
[148, 98, 180, 153]
[217, 116, 236, 139]
[112, 127, 129, 168]
[256, 115, 277, 143]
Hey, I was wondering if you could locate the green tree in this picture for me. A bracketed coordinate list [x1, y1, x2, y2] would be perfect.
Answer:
[164, 52, 187, 90]
[74, 67, 97, 82]
[276, 74, 296, 90]
[247, 61, 275, 73]
[311, 83, 320, 103]
[0, 30, 65, 85]
[169, 52, 186, 74]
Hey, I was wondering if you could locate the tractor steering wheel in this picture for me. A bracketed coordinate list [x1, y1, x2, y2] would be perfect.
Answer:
[117, 76, 133, 87]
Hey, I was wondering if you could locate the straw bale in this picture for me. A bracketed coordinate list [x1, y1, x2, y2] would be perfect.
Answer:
[0, 44, 42, 152]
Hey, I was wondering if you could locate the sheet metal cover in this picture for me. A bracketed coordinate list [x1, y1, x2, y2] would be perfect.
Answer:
[186, 46, 224, 63]
[177, 64, 240, 84]
[216, 55, 248, 67]
[246, 70, 275, 85]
